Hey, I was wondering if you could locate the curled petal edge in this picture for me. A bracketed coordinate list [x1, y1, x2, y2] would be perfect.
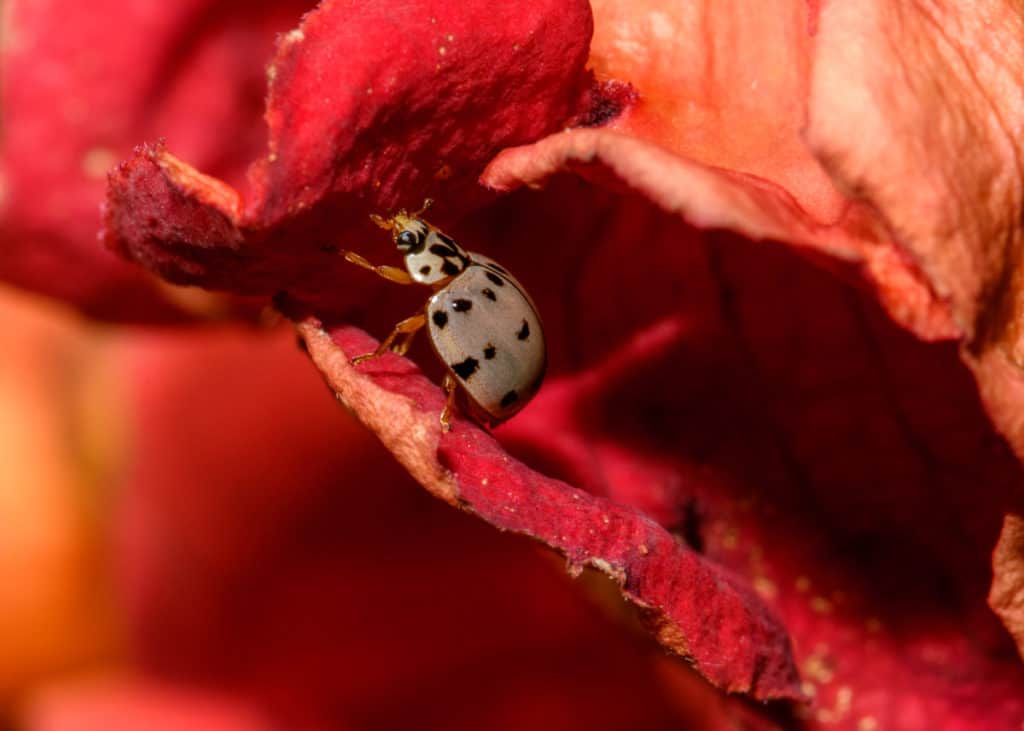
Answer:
[482, 128, 960, 344]
[295, 318, 802, 701]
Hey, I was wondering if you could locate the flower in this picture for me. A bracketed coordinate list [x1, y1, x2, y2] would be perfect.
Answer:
[5, 0, 1024, 728]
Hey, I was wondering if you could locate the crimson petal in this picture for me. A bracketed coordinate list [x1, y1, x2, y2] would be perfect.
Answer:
[295, 319, 802, 700]
[103, 0, 594, 315]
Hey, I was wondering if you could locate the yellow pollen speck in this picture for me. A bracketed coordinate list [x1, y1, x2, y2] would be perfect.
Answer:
[796, 576, 811, 592]
[81, 147, 117, 179]
[267, 152, 278, 163]
[753, 576, 777, 599]
[481, 478, 489, 486]
[803, 648, 834, 684]
[857, 716, 878, 731]
[801, 681, 817, 698]
[637, 544, 649, 555]
[811, 596, 833, 614]
[446, 33, 454, 42]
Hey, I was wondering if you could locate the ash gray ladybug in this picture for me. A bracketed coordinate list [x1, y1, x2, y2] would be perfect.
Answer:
[342, 201, 546, 430]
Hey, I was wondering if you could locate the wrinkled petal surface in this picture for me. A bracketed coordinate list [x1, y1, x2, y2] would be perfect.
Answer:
[103, 0, 593, 315]
[990, 515, 1024, 659]
[296, 320, 799, 699]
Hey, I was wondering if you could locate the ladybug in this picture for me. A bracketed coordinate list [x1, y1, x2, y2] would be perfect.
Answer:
[342, 201, 546, 430]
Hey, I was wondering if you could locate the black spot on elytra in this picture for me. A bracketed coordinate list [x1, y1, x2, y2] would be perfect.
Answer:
[432, 311, 448, 328]
[483, 344, 496, 359]
[419, 265, 431, 275]
[500, 390, 519, 408]
[430, 243, 457, 257]
[482, 288, 497, 301]
[452, 356, 479, 380]
[452, 299, 473, 313]
[517, 319, 530, 340]
[441, 260, 460, 276]
[486, 271, 505, 287]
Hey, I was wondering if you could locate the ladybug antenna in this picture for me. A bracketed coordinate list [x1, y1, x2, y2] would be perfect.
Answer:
[413, 198, 433, 217]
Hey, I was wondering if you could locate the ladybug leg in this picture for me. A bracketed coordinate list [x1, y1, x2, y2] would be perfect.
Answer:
[392, 327, 419, 356]
[351, 314, 426, 365]
[439, 373, 458, 432]
[341, 250, 414, 285]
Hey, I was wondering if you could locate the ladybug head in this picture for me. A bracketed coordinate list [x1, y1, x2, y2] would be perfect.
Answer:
[370, 199, 434, 252]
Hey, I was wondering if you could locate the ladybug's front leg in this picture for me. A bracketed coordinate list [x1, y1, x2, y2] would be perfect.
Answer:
[341, 250, 414, 285]
[351, 313, 426, 366]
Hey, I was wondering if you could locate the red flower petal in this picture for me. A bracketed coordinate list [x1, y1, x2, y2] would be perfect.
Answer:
[482, 129, 959, 341]
[295, 319, 800, 699]
[473, 2, 1024, 720]
[804, 0, 1024, 461]
[294, 176, 1024, 724]
[103, 0, 594, 314]
[0, 0, 310, 319]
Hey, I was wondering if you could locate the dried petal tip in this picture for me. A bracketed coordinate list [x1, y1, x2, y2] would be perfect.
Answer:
[990, 514, 1024, 659]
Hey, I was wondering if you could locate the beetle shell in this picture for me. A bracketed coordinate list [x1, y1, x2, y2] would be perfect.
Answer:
[426, 256, 545, 425]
